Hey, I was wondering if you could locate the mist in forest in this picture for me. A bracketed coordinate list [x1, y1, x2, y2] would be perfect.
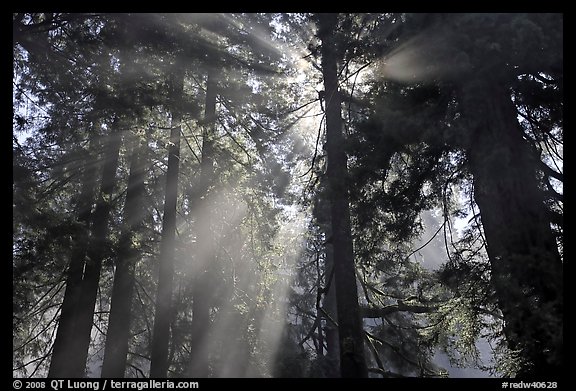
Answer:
[13, 13, 563, 380]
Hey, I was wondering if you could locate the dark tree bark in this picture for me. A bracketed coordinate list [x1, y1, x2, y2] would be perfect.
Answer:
[188, 70, 218, 378]
[317, 13, 368, 378]
[463, 77, 563, 377]
[323, 239, 340, 375]
[71, 128, 122, 377]
[48, 143, 98, 378]
[150, 64, 184, 378]
[49, 129, 122, 378]
[101, 131, 147, 378]
[314, 193, 340, 375]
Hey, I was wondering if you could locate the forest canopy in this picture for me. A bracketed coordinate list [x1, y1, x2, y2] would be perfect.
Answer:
[13, 13, 563, 379]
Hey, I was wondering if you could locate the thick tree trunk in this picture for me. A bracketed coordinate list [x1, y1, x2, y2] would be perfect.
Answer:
[188, 70, 217, 378]
[314, 193, 340, 375]
[49, 129, 122, 378]
[318, 13, 368, 378]
[323, 239, 340, 375]
[150, 66, 184, 378]
[101, 131, 147, 377]
[48, 144, 98, 378]
[71, 128, 122, 377]
[463, 77, 563, 377]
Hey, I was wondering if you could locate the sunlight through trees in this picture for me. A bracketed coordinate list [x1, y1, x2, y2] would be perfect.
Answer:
[13, 12, 562, 379]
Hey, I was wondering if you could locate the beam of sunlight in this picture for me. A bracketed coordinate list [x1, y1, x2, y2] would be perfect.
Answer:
[373, 30, 472, 84]
[247, 205, 309, 377]
[175, 183, 310, 377]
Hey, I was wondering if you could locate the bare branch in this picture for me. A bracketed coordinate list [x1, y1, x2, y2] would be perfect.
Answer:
[361, 302, 437, 318]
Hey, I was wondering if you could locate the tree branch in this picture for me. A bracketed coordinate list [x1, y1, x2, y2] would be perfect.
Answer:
[540, 161, 563, 183]
[361, 302, 437, 318]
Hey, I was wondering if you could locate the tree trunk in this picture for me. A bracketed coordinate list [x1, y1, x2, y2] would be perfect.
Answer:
[317, 13, 368, 378]
[48, 143, 98, 378]
[323, 239, 340, 376]
[150, 64, 184, 378]
[49, 129, 122, 378]
[101, 130, 147, 378]
[71, 127, 122, 377]
[463, 77, 563, 377]
[314, 193, 340, 375]
[188, 70, 217, 378]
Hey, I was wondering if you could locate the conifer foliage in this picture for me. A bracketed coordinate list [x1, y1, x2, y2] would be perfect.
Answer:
[13, 13, 562, 378]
